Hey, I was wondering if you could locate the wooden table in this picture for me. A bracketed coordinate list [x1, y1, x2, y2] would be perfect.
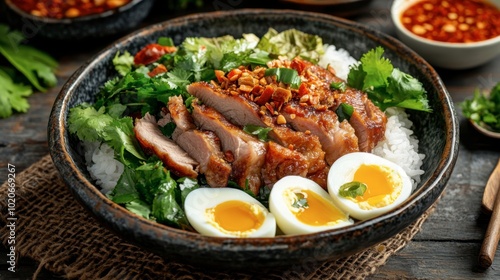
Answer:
[1, 0, 500, 279]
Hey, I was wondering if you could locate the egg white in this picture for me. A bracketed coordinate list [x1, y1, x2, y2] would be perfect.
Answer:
[269, 176, 353, 235]
[327, 152, 413, 221]
[184, 187, 276, 238]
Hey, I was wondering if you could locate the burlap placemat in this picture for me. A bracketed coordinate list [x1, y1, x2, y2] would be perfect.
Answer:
[0, 155, 437, 280]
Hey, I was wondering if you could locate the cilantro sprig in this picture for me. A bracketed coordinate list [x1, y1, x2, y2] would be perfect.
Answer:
[347, 46, 431, 112]
[0, 24, 58, 119]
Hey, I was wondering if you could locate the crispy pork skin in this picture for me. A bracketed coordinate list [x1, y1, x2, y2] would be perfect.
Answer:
[168, 96, 231, 188]
[134, 113, 199, 178]
[282, 102, 359, 165]
[334, 88, 387, 152]
[262, 141, 309, 186]
[191, 102, 266, 195]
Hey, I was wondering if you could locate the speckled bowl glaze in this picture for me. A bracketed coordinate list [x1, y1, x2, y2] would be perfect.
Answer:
[2, 0, 154, 41]
[48, 9, 459, 270]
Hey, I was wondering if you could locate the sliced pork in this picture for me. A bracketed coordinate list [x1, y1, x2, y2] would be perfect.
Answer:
[282, 102, 359, 165]
[191, 102, 266, 195]
[168, 96, 231, 188]
[334, 88, 387, 152]
[261, 141, 309, 186]
[187, 81, 328, 178]
[134, 113, 199, 178]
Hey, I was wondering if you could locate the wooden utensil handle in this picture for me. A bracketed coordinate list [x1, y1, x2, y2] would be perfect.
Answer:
[479, 187, 500, 268]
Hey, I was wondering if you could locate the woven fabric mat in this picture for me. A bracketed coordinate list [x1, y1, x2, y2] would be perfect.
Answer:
[0, 155, 437, 280]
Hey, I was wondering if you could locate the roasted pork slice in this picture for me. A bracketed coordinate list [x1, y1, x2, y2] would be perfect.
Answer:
[168, 96, 231, 188]
[187, 81, 328, 176]
[261, 141, 309, 186]
[282, 102, 359, 165]
[334, 88, 387, 152]
[191, 102, 266, 195]
[175, 130, 231, 188]
[271, 126, 327, 178]
[167, 95, 196, 134]
[187, 81, 267, 128]
[134, 113, 199, 178]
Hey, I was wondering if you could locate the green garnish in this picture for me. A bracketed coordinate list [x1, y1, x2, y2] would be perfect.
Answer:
[339, 182, 367, 198]
[335, 103, 354, 122]
[292, 192, 309, 209]
[330, 81, 346, 92]
[257, 28, 324, 63]
[265, 68, 301, 89]
[243, 125, 273, 142]
[460, 82, 500, 133]
[347, 46, 431, 112]
[0, 24, 58, 118]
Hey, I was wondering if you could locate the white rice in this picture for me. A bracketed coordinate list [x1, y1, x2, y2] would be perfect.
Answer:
[318, 44, 358, 81]
[83, 44, 425, 194]
[82, 141, 124, 195]
[372, 107, 425, 188]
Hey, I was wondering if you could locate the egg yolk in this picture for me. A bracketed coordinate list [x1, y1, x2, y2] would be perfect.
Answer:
[352, 164, 402, 208]
[208, 200, 265, 233]
[293, 190, 348, 226]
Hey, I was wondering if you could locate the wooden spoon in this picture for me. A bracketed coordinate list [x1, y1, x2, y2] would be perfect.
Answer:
[478, 157, 500, 268]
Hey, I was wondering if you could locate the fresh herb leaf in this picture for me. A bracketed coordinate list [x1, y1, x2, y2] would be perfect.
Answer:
[347, 46, 431, 112]
[243, 125, 273, 142]
[0, 67, 32, 118]
[335, 103, 354, 122]
[265, 68, 301, 89]
[158, 37, 174, 46]
[460, 82, 500, 132]
[0, 25, 57, 92]
[113, 51, 134, 76]
[339, 182, 367, 198]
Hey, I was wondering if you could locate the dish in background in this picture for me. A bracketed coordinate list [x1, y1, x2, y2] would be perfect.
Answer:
[391, 0, 500, 69]
[48, 9, 459, 270]
[469, 120, 500, 139]
[2, 0, 155, 41]
[277, 0, 373, 17]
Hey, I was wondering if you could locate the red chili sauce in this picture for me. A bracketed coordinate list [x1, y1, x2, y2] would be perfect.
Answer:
[10, 0, 133, 19]
[400, 0, 500, 43]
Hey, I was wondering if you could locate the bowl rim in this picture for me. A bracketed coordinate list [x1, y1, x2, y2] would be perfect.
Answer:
[4, 0, 146, 23]
[48, 8, 460, 266]
[391, 0, 500, 48]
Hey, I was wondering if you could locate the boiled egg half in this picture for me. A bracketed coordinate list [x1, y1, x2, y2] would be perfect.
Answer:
[327, 152, 412, 220]
[184, 187, 276, 238]
[269, 176, 353, 235]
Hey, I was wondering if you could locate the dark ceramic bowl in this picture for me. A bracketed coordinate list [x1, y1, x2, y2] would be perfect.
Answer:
[48, 9, 459, 271]
[2, 0, 155, 41]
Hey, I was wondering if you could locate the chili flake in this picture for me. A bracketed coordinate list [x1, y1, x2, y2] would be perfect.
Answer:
[400, 0, 500, 43]
[10, 0, 133, 19]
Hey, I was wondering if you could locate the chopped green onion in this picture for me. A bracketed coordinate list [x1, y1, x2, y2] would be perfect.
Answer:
[330, 81, 346, 92]
[339, 181, 367, 198]
[336, 103, 354, 122]
[292, 192, 309, 209]
[265, 68, 301, 89]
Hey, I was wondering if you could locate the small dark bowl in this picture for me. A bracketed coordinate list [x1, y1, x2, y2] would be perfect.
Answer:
[48, 9, 459, 271]
[2, 0, 155, 41]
